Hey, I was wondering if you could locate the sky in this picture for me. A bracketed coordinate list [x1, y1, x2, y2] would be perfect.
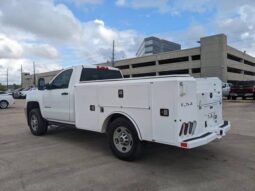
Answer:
[1, 0, 255, 84]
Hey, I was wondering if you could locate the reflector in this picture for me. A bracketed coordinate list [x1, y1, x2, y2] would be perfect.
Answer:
[180, 142, 188, 148]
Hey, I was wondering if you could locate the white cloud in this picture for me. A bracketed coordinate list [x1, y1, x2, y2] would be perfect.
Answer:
[0, 0, 82, 43]
[0, 59, 61, 85]
[23, 44, 59, 59]
[70, 0, 103, 5]
[0, 34, 23, 58]
[215, 4, 255, 55]
[0, 0, 142, 84]
[116, 0, 126, 6]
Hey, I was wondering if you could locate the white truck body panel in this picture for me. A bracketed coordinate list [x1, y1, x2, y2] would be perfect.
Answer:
[74, 75, 228, 147]
[26, 65, 230, 150]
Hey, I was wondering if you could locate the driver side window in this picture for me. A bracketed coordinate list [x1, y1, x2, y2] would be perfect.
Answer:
[51, 69, 73, 89]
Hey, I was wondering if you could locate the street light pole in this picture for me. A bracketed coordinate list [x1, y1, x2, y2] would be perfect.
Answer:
[243, 51, 246, 81]
[33, 61, 36, 87]
[6, 68, 8, 91]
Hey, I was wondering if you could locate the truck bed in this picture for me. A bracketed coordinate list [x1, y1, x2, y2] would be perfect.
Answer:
[74, 76, 226, 147]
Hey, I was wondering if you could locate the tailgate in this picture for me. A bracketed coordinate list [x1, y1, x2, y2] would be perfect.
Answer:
[195, 78, 223, 135]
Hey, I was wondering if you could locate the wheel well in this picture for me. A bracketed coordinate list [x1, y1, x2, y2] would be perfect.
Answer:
[102, 113, 141, 139]
[26, 102, 40, 120]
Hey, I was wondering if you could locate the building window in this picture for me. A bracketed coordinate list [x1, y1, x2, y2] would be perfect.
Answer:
[116, 65, 130, 70]
[145, 46, 153, 52]
[227, 54, 242, 62]
[132, 61, 156, 68]
[244, 60, 255, 67]
[244, 71, 255, 76]
[192, 68, 201, 73]
[159, 69, 189, 75]
[191, 55, 201, 61]
[132, 72, 156, 77]
[158, 56, 189, 65]
[227, 67, 242, 74]
[144, 40, 153, 46]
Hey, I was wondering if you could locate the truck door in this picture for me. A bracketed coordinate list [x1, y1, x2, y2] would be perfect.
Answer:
[42, 69, 73, 122]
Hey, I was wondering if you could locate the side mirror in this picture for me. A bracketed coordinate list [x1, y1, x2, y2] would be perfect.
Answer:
[38, 78, 45, 90]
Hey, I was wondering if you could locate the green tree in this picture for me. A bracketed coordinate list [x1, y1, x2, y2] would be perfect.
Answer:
[0, 83, 5, 91]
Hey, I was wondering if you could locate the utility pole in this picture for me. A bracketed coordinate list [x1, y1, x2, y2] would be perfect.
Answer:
[112, 40, 115, 67]
[21, 64, 23, 88]
[33, 61, 36, 87]
[6, 68, 8, 91]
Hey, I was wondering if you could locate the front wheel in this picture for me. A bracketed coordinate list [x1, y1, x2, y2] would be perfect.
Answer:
[28, 108, 48, 136]
[108, 118, 143, 161]
[0, 100, 8, 109]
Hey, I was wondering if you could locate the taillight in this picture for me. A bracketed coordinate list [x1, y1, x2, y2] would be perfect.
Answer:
[184, 123, 188, 135]
[179, 121, 197, 137]
[192, 121, 197, 135]
[188, 122, 193, 134]
[179, 123, 185, 136]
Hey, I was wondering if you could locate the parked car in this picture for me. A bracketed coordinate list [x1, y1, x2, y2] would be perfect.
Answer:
[25, 65, 230, 161]
[20, 87, 35, 99]
[222, 82, 232, 99]
[13, 88, 24, 99]
[0, 91, 15, 109]
[229, 81, 255, 100]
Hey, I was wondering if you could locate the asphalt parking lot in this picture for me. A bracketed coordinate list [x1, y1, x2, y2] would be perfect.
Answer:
[0, 100, 254, 191]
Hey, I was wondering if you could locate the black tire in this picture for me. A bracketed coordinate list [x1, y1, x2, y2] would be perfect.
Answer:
[242, 96, 246, 100]
[0, 100, 8, 109]
[108, 117, 143, 161]
[227, 96, 231, 100]
[232, 96, 237, 100]
[28, 108, 48, 136]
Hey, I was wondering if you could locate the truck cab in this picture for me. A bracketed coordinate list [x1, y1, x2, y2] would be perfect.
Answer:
[27, 65, 122, 124]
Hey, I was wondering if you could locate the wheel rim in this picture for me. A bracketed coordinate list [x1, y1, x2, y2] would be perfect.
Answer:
[0, 101, 7, 109]
[113, 126, 133, 153]
[31, 114, 38, 131]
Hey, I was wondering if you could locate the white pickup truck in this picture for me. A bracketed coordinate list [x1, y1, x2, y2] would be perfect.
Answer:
[25, 65, 230, 160]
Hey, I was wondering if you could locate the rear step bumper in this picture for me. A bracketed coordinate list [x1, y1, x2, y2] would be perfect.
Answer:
[180, 121, 231, 149]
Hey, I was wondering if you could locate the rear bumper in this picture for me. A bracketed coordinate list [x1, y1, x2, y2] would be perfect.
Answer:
[180, 121, 231, 149]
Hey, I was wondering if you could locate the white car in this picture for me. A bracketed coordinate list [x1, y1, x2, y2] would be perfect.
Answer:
[0, 92, 15, 109]
[222, 82, 232, 99]
[25, 65, 230, 160]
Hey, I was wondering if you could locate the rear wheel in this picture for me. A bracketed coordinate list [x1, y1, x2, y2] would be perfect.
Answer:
[28, 108, 48, 136]
[108, 117, 143, 161]
[232, 96, 237, 100]
[0, 100, 8, 109]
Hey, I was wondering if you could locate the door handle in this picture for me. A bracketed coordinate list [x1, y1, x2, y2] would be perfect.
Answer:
[61, 92, 68, 95]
